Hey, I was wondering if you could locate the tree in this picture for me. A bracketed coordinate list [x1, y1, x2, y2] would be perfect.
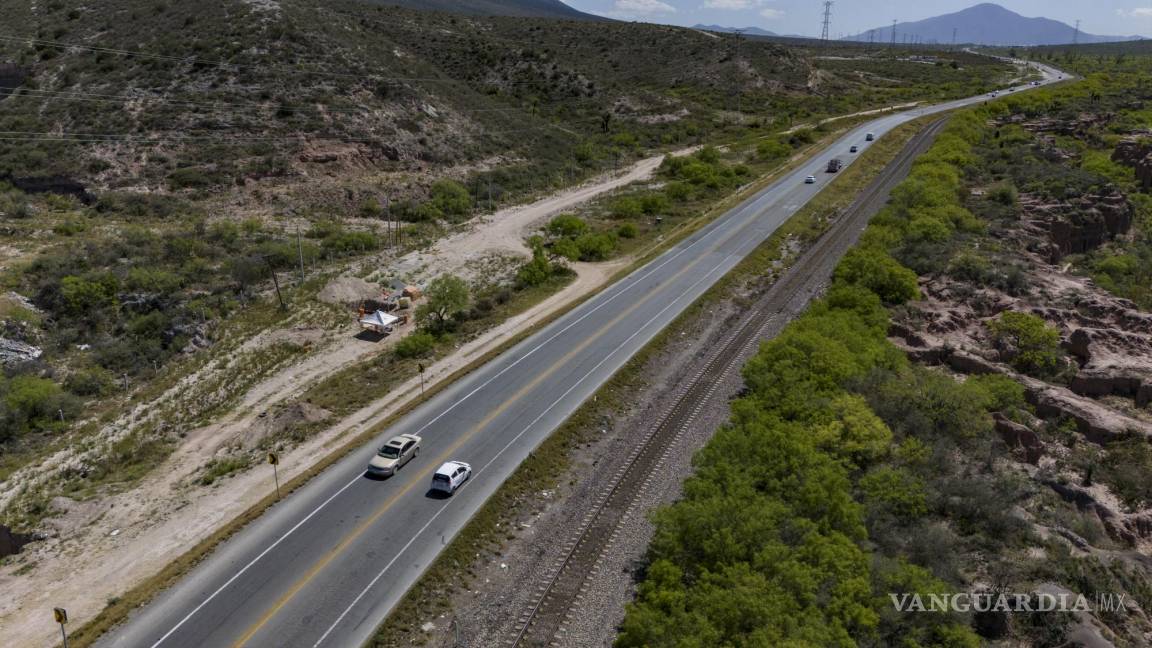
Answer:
[575, 232, 617, 261]
[833, 247, 920, 304]
[517, 241, 555, 287]
[417, 274, 470, 331]
[988, 311, 1065, 378]
[546, 214, 588, 239]
[59, 274, 119, 315]
[429, 179, 472, 217]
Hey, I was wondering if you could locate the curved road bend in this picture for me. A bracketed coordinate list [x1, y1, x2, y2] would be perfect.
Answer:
[99, 62, 1064, 648]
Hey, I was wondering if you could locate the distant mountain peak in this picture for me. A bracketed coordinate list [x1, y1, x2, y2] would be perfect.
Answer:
[846, 2, 1144, 46]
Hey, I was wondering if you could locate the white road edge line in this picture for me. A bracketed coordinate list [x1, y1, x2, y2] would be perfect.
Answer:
[147, 152, 731, 647]
[145, 64, 1065, 646]
[312, 245, 745, 648]
[146, 475, 362, 648]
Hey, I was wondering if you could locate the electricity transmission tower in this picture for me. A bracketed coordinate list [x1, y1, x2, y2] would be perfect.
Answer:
[952, 27, 958, 49]
[731, 28, 745, 116]
[890, 19, 897, 48]
[1072, 19, 1080, 45]
[820, 1, 833, 42]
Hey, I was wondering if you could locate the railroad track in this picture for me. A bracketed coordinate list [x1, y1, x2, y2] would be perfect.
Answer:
[507, 117, 950, 648]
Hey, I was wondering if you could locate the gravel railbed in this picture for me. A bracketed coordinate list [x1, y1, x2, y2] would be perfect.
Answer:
[420, 301, 740, 648]
[417, 119, 946, 648]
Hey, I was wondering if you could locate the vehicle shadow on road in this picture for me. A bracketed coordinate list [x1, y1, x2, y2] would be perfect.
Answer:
[424, 489, 452, 500]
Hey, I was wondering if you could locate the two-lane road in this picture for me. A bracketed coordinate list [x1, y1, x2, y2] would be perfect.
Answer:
[99, 61, 1065, 648]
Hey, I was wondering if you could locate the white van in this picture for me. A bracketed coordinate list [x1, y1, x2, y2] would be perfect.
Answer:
[431, 461, 472, 495]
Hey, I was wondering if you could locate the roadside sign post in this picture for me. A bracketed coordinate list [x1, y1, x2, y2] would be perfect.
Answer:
[54, 607, 68, 648]
[418, 363, 425, 397]
[268, 453, 280, 499]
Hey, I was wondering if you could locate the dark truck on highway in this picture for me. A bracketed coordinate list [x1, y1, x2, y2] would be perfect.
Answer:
[825, 158, 843, 173]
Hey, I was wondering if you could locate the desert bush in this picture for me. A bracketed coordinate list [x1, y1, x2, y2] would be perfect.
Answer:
[574, 231, 616, 261]
[834, 247, 920, 304]
[546, 214, 588, 238]
[987, 311, 1065, 378]
[394, 331, 437, 359]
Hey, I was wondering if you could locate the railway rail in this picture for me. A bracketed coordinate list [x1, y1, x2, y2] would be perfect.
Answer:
[508, 116, 950, 647]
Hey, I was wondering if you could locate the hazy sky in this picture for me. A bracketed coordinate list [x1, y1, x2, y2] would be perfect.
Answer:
[562, 1, 1152, 38]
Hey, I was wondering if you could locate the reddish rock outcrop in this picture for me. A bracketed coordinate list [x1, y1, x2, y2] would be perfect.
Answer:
[1045, 480, 1152, 547]
[1112, 138, 1152, 192]
[1019, 191, 1133, 262]
[994, 414, 1045, 464]
[1020, 376, 1152, 444]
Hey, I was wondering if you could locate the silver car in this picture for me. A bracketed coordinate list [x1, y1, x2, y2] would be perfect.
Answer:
[366, 433, 422, 477]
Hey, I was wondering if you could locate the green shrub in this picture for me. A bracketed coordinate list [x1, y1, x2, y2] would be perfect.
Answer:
[834, 247, 920, 304]
[987, 311, 1065, 378]
[617, 222, 638, 239]
[394, 331, 437, 359]
[168, 166, 225, 190]
[321, 231, 379, 256]
[546, 214, 588, 238]
[516, 242, 556, 287]
[665, 181, 692, 202]
[756, 138, 791, 161]
[987, 182, 1018, 206]
[429, 179, 472, 217]
[610, 196, 644, 219]
[574, 231, 617, 261]
[639, 193, 671, 215]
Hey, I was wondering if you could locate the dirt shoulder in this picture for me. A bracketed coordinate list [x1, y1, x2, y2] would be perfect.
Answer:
[397, 118, 946, 648]
[0, 151, 673, 648]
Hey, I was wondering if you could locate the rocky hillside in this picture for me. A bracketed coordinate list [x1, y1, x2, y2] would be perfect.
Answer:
[360, 0, 598, 19]
[0, 0, 809, 199]
[0, 0, 1021, 208]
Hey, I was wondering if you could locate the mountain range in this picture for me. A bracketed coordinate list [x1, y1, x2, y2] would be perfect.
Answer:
[360, 0, 597, 20]
[693, 24, 777, 37]
[847, 3, 1144, 46]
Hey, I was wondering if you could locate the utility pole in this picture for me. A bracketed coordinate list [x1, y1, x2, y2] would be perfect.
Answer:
[1072, 19, 1080, 46]
[731, 28, 744, 116]
[868, 29, 875, 47]
[267, 259, 286, 311]
[952, 27, 958, 50]
[891, 19, 897, 48]
[296, 224, 305, 285]
[820, 1, 833, 43]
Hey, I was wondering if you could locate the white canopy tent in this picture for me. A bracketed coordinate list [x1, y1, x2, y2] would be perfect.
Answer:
[358, 310, 400, 334]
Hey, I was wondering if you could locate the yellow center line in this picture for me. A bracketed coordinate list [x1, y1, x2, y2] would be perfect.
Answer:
[231, 204, 756, 647]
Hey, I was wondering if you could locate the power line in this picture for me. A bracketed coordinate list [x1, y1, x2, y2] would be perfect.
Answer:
[0, 85, 608, 118]
[820, 1, 834, 42]
[0, 120, 590, 145]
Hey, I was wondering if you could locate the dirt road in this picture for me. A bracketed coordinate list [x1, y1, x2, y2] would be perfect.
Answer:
[0, 149, 676, 648]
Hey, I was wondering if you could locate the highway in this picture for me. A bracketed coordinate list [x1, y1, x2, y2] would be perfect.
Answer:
[99, 62, 1064, 648]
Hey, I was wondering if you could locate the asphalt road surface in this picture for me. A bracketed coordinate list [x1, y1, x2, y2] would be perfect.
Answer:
[99, 61, 1064, 648]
